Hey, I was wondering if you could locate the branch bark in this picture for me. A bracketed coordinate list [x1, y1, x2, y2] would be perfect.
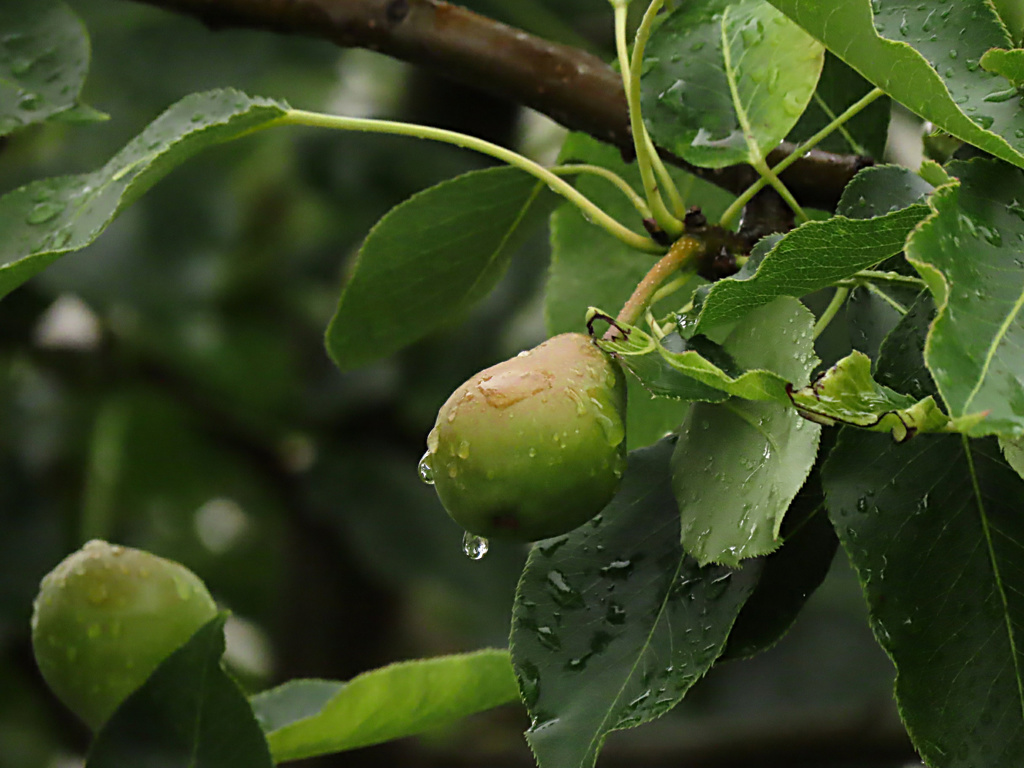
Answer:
[128, 0, 869, 210]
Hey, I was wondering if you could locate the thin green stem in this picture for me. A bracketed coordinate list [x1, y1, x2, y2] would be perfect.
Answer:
[626, 0, 684, 236]
[551, 163, 652, 219]
[644, 129, 688, 218]
[813, 286, 850, 339]
[649, 272, 694, 306]
[610, 235, 703, 336]
[755, 157, 809, 223]
[611, 0, 634, 95]
[812, 91, 868, 156]
[719, 87, 885, 229]
[864, 282, 908, 315]
[279, 109, 664, 253]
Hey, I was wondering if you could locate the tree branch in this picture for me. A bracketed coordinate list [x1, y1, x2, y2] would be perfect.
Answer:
[127, 0, 869, 209]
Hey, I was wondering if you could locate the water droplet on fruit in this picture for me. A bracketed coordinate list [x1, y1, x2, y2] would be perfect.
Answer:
[417, 452, 435, 484]
[457, 440, 470, 459]
[462, 531, 489, 560]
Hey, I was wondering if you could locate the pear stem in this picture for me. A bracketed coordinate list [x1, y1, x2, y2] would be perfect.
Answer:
[606, 235, 703, 339]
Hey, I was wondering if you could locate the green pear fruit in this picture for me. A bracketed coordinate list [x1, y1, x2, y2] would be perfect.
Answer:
[423, 332, 627, 541]
[31, 540, 217, 730]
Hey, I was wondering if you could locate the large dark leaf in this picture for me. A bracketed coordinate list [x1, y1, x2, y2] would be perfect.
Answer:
[511, 439, 761, 768]
[87, 615, 273, 768]
[822, 296, 1024, 767]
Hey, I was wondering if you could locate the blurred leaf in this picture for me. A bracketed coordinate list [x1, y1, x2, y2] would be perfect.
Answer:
[768, 0, 1024, 169]
[601, 297, 817, 404]
[788, 53, 890, 158]
[642, 0, 823, 168]
[0, 0, 92, 137]
[905, 158, 1024, 437]
[326, 167, 556, 371]
[670, 297, 820, 566]
[87, 615, 273, 768]
[789, 350, 951, 440]
[511, 439, 761, 768]
[255, 651, 518, 762]
[1000, 435, 1024, 480]
[0, 89, 288, 301]
[981, 48, 1024, 87]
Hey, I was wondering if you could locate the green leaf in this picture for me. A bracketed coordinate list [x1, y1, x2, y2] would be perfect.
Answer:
[720, 453, 838, 660]
[789, 350, 951, 440]
[547, 132, 732, 448]
[87, 615, 274, 768]
[607, 330, 731, 405]
[256, 651, 518, 762]
[824, 433, 1024, 767]
[690, 200, 929, 335]
[326, 167, 556, 370]
[0, 0, 92, 136]
[0, 89, 288, 302]
[1000, 435, 1024, 480]
[981, 47, 1024, 87]
[823, 292, 1024, 768]
[600, 297, 817, 404]
[788, 52, 890, 158]
[768, 0, 1024, 169]
[642, 0, 823, 168]
[672, 398, 820, 565]
[511, 439, 761, 768]
[905, 158, 1024, 437]
[670, 297, 821, 566]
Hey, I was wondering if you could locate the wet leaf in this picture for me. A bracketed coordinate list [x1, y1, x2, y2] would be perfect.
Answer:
[326, 167, 557, 370]
[511, 439, 761, 768]
[670, 297, 821, 566]
[769, 0, 1024, 169]
[252, 651, 518, 762]
[689, 168, 930, 335]
[905, 158, 1024, 437]
[0, 89, 288, 301]
[642, 0, 823, 168]
[0, 0, 95, 136]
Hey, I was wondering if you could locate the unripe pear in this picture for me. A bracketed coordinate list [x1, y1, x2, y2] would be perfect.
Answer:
[423, 332, 627, 541]
[31, 540, 217, 730]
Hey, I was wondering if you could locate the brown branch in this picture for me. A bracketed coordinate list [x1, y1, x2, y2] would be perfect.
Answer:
[127, 0, 869, 209]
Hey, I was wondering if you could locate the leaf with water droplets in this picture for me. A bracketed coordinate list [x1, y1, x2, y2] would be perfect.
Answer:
[689, 165, 932, 335]
[0, 89, 288, 302]
[511, 439, 761, 768]
[822, 295, 1024, 768]
[0, 0, 100, 137]
[768, 0, 1024, 170]
[905, 158, 1024, 437]
[251, 650, 518, 762]
[670, 297, 821, 566]
[642, 0, 824, 168]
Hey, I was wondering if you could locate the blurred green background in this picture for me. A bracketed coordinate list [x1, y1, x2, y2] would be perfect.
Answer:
[0, 1, 920, 766]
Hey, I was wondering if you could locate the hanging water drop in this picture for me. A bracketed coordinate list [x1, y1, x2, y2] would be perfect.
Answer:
[417, 452, 435, 485]
[462, 531, 489, 560]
